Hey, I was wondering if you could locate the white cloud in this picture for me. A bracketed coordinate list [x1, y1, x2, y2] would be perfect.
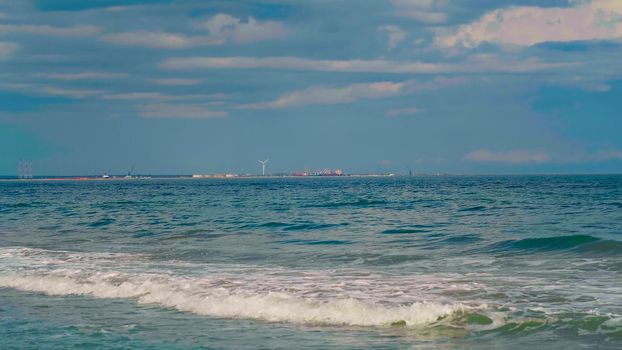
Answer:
[138, 103, 227, 119]
[0, 24, 101, 37]
[100, 31, 218, 49]
[0, 41, 17, 58]
[160, 55, 570, 74]
[42, 87, 103, 98]
[461, 53, 575, 73]
[463, 149, 550, 163]
[391, 0, 448, 24]
[592, 148, 622, 161]
[151, 78, 201, 86]
[238, 77, 460, 110]
[545, 74, 612, 92]
[387, 107, 419, 116]
[1, 83, 104, 98]
[314, 77, 462, 109]
[436, 0, 622, 48]
[464, 148, 622, 164]
[101, 92, 222, 101]
[102, 92, 171, 101]
[42, 87, 106, 98]
[161, 56, 443, 73]
[36, 72, 127, 80]
[197, 13, 286, 43]
[240, 81, 406, 109]
[378, 25, 406, 50]
[409, 76, 467, 91]
[105, 6, 129, 12]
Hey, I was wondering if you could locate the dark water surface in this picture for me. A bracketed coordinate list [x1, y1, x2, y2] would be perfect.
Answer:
[1, 176, 621, 349]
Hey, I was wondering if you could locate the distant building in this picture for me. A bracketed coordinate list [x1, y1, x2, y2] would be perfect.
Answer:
[292, 169, 345, 176]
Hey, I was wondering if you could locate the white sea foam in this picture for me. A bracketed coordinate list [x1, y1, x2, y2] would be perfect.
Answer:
[0, 271, 465, 327]
[0, 247, 476, 327]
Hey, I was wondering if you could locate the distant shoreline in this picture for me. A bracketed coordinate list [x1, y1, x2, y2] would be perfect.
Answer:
[1, 173, 620, 182]
[0, 174, 400, 182]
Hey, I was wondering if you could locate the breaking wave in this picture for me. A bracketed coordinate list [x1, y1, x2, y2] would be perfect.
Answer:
[0, 272, 467, 327]
[0, 247, 472, 328]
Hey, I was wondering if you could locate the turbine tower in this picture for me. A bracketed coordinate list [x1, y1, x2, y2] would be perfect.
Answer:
[258, 159, 269, 176]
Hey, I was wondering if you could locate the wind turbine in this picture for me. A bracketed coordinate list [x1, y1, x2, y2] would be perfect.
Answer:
[258, 159, 269, 176]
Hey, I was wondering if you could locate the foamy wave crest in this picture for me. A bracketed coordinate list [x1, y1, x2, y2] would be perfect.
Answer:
[0, 270, 464, 327]
[0, 247, 481, 327]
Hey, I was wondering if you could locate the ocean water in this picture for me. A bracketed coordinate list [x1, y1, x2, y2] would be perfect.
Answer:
[1, 176, 621, 349]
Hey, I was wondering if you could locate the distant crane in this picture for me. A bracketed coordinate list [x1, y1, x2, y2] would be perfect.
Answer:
[125, 165, 135, 179]
[258, 159, 269, 176]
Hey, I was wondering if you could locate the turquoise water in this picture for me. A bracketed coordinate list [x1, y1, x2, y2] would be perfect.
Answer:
[1, 176, 621, 349]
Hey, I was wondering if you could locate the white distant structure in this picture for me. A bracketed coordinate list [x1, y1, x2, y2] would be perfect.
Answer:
[18, 160, 33, 179]
[258, 159, 269, 176]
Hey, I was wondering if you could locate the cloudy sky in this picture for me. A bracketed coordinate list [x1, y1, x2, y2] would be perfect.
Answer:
[1, 0, 621, 175]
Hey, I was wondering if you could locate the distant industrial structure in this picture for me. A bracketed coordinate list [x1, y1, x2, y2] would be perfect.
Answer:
[192, 173, 238, 179]
[191, 160, 349, 179]
[17, 160, 33, 179]
[292, 169, 344, 176]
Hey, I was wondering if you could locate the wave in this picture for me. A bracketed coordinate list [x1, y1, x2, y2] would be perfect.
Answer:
[485, 235, 622, 254]
[0, 271, 466, 327]
[440, 234, 482, 245]
[380, 228, 429, 235]
[2, 248, 620, 338]
[245, 222, 349, 231]
[276, 239, 353, 245]
[458, 205, 487, 212]
[282, 222, 349, 231]
[258, 222, 291, 228]
[575, 240, 622, 256]
[0, 201, 48, 213]
[0, 247, 472, 328]
[303, 199, 389, 209]
[87, 218, 116, 228]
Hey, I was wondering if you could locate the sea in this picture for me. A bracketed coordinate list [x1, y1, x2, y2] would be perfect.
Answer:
[1, 175, 621, 349]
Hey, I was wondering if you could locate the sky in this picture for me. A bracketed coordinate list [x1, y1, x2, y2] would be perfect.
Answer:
[1, 0, 621, 175]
